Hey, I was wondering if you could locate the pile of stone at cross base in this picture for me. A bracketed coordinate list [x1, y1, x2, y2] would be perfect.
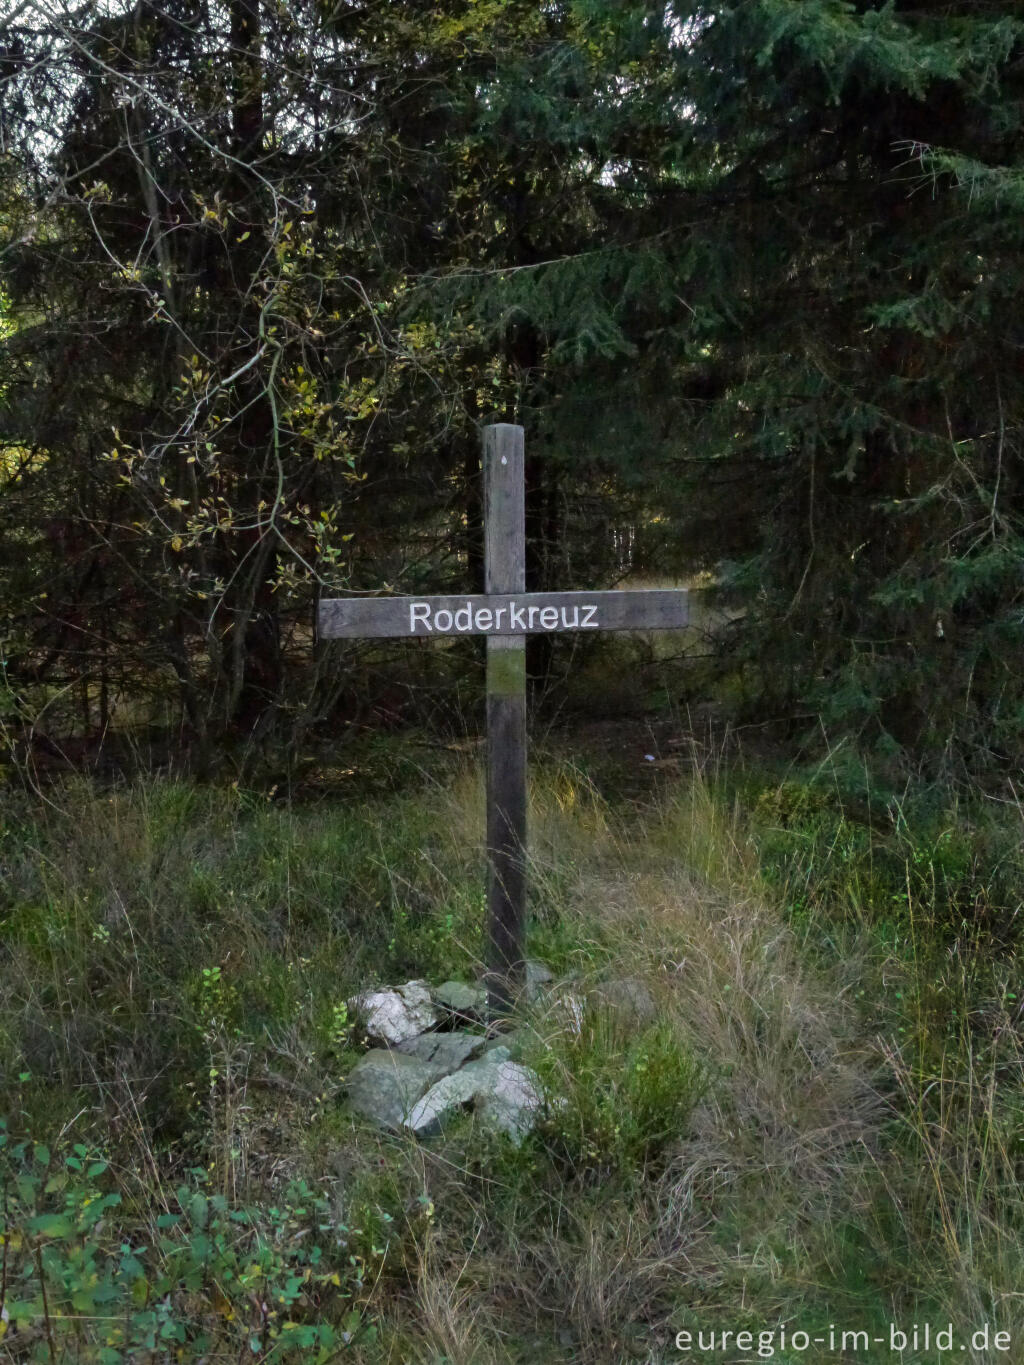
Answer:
[343, 965, 555, 1143]
[343, 964, 656, 1144]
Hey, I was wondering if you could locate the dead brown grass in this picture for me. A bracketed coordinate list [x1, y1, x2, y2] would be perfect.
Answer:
[367, 769, 884, 1360]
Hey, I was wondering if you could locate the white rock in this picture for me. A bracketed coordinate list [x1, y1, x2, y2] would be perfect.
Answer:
[347, 979, 439, 1046]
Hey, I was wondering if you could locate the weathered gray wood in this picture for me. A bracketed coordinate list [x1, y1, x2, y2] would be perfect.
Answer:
[318, 589, 689, 639]
[483, 425, 527, 1016]
[316, 421, 692, 1022]
[485, 654, 527, 1016]
[484, 424, 525, 596]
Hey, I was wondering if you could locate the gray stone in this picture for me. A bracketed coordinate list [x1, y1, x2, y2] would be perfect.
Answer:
[432, 980, 488, 1019]
[394, 1029, 484, 1080]
[525, 959, 555, 1002]
[480, 1034, 517, 1058]
[478, 1043, 511, 1065]
[404, 1059, 493, 1138]
[345, 1049, 436, 1129]
[476, 1061, 546, 1142]
[591, 976, 658, 1026]
[347, 979, 439, 1046]
[403, 1055, 546, 1143]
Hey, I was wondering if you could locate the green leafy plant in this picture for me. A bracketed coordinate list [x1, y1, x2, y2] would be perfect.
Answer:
[328, 1000, 351, 1053]
[527, 1015, 706, 1178]
[0, 1123, 376, 1362]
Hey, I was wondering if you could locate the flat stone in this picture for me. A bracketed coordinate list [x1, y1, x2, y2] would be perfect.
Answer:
[404, 1059, 495, 1138]
[347, 979, 439, 1046]
[432, 980, 488, 1019]
[480, 1034, 517, 1058]
[346, 1050, 436, 1129]
[476, 1061, 546, 1142]
[403, 1055, 546, 1143]
[478, 1044, 511, 1065]
[394, 1030, 485, 1080]
[591, 976, 658, 1026]
[525, 959, 555, 1002]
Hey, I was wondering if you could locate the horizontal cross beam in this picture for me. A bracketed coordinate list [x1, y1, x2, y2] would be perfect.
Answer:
[318, 589, 688, 639]
[316, 424, 692, 1018]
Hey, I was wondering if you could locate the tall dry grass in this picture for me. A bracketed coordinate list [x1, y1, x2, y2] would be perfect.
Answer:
[1, 758, 1021, 1361]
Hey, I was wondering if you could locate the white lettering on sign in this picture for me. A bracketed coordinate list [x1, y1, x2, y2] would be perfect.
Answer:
[407, 601, 601, 635]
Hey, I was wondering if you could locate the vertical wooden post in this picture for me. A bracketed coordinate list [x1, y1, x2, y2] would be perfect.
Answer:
[483, 424, 527, 1016]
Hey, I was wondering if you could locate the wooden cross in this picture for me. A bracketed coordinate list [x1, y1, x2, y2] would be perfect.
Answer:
[318, 424, 688, 1014]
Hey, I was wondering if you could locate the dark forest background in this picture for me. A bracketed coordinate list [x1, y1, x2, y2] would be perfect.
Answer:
[1, 0, 1022, 787]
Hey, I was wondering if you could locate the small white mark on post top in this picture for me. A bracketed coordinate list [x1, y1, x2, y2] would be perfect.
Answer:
[501, 455, 507, 465]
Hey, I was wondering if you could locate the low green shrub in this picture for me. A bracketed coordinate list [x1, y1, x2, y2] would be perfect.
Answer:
[0, 1121, 377, 1362]
[525, 1013, 706, 1179]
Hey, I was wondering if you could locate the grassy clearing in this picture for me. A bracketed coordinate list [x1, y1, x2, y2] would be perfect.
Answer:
[0, 753, 1021, 1361]
[737, 767, 1024, 1355]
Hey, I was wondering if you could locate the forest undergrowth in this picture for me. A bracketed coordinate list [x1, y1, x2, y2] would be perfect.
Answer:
[0, 738, 1022, 1363]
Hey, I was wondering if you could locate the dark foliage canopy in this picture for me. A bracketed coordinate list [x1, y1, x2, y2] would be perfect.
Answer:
[1, 1, 1021, 781]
